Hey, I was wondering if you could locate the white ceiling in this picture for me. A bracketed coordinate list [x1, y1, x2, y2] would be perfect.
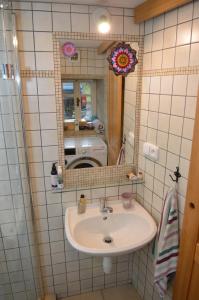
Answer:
[29, 0, 145, 9]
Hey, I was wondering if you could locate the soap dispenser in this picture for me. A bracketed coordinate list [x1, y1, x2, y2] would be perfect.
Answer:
[78, 194, 86, 214]
[51, 162, 58, 188]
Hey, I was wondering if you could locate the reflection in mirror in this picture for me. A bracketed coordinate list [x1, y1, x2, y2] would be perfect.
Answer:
[60, 39, 138, 170]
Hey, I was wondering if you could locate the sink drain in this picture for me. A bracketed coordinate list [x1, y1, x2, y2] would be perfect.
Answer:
[103, 236, 113, 244]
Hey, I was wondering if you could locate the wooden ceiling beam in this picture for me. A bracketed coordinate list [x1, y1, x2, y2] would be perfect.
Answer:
[97, 41, 116, 54]
[134, 0, 192, 23]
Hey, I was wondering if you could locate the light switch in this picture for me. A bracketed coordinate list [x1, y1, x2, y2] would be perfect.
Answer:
[143, 142, 159, 162]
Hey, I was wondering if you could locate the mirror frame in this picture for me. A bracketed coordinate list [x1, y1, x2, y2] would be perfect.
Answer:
[52, 32, 144, 188]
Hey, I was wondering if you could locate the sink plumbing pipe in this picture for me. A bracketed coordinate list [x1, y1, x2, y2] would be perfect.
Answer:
[103, 257, 112, 274]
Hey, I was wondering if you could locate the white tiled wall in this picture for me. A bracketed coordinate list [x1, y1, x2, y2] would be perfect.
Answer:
[132, 1, 199, 300]
[60, 46, 105, 76]
[12, 1, 140, 299]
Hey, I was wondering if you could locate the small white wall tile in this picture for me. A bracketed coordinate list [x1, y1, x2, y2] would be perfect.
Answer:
[110, 15, 124, 34]
[71, 4, 88, 13]
[178, 3, 193, 23]
[194, 1, 199, 18]
[33, 2, 51, 11]
[187, 74, 199, 96]
[159, 95, 172, 114]
[33, 11, 52, 32]
[144, 34, 152, 53]
[183, 118, 194, 139]
[26, 130, 41, 147]
[124, 17, 139, 35]
[160, 76, 173, 95]
[165, 9, 178, 27]
[42, 146, 58, 162]
[36, 52, 54, 70]
[12, 1, 31, 10]
[173, 75, 187, 96]
[28, 147, 43, 163]
[153, 14, 165, 31]
[71, 13, 89, 33]
[23, 96, 38, 113]
[41, 130, 58, 146]
[24, 113, 40, 130]
[37, 78, 55, 95]
[40, 113, 57, 130]
[189, 43, 199, 66]
[150, 77, 160, 94]
[157, 131, 168, 150]
[162, 48, 175, 68]
[52, 12, 71, 32]
[17, 32, 34, 51]
[163, 26, 176, 48]
[176, 21, 192, 46]
[158, 113, 170, 132]
[16, 11, 33, 31]
[38, 96, 56, 113]
[22, 78, 37, 95]
[151, 51, 162, 69]
[152, 30, 164, 51]
[52, 3, 70, 12]
[169, 116, 183, 136]
[185, 96, 197, 118]
[171, 96, 185, 116]
[181, 138, 192, 159]
[34, 32, 53, 52]
[19, 52, 35, 70]
[175, 45, 190, 67]
[145, 19, 153, 34]
[192, 18, 199, 42]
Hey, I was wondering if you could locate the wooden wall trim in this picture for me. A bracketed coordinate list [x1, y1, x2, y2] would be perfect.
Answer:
[173, 91, 199, 299]
[97, 41, 116, 54]
[134, 0, 192, 23]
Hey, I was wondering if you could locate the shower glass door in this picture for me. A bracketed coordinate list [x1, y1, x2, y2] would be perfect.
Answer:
[0, 1, 43, 299]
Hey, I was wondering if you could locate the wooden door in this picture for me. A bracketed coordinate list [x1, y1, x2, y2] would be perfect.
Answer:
[173, 91, 199, 300]
[107, 70, 124, 165]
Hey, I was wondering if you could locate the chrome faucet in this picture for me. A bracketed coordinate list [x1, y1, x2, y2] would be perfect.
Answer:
[100, 197, 113, 213]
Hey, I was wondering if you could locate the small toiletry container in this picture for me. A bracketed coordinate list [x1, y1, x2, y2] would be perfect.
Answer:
[57, 165, 64, 189]
[121, 192, 133, 209]
[51, 163, 58, 188]
[78, 194, 86, 214]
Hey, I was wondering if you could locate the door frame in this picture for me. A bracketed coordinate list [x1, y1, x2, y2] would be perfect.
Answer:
[173, 90, 199, 299]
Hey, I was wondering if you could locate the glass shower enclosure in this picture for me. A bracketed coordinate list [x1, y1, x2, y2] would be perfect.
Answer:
[0, 1, 43, 299]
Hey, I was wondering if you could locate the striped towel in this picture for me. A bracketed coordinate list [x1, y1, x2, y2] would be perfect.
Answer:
[154, 187, 179, 298]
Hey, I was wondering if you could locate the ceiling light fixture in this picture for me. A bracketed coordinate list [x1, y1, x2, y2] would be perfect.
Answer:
[92, 8, 111, 34]
[98, 15, 110, 34]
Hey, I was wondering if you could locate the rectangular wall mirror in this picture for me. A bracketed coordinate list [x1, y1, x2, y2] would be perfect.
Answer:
[59, 38, 139, 170]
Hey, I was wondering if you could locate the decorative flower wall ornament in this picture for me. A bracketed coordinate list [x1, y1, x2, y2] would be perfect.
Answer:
[62, 42, 77, 57]
[107, 42, 138, 76]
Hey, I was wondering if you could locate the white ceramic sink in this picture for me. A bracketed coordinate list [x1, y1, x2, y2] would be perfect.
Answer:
[65, 201, 157, 257]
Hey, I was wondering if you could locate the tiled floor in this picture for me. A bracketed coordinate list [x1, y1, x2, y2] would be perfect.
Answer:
[63, 285, 141, 300]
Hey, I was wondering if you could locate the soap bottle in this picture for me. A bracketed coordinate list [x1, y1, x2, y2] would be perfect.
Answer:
[57, 165, 64, 189]
[51, 163, 58, 188]
[78, 194, 86, 214]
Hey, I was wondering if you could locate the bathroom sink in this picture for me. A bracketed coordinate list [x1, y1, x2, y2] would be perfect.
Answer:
[65, 201, 157, 256]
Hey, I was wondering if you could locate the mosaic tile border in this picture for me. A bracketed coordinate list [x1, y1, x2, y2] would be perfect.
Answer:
[20, 70, 55, 78]
[52, 32, 144, 188]
[142, 66, 199, 77]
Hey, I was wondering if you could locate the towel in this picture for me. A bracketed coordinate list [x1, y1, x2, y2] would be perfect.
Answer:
[154, 187, 179, 298]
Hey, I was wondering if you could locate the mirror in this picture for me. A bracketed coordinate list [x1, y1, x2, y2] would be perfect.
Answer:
[60, 38, 139, 170]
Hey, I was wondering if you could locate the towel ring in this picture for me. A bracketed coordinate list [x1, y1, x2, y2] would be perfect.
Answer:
[169, 167, 181, 183]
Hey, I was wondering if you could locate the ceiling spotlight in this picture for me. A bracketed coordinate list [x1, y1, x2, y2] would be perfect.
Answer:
[98, 15, 110, 34]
